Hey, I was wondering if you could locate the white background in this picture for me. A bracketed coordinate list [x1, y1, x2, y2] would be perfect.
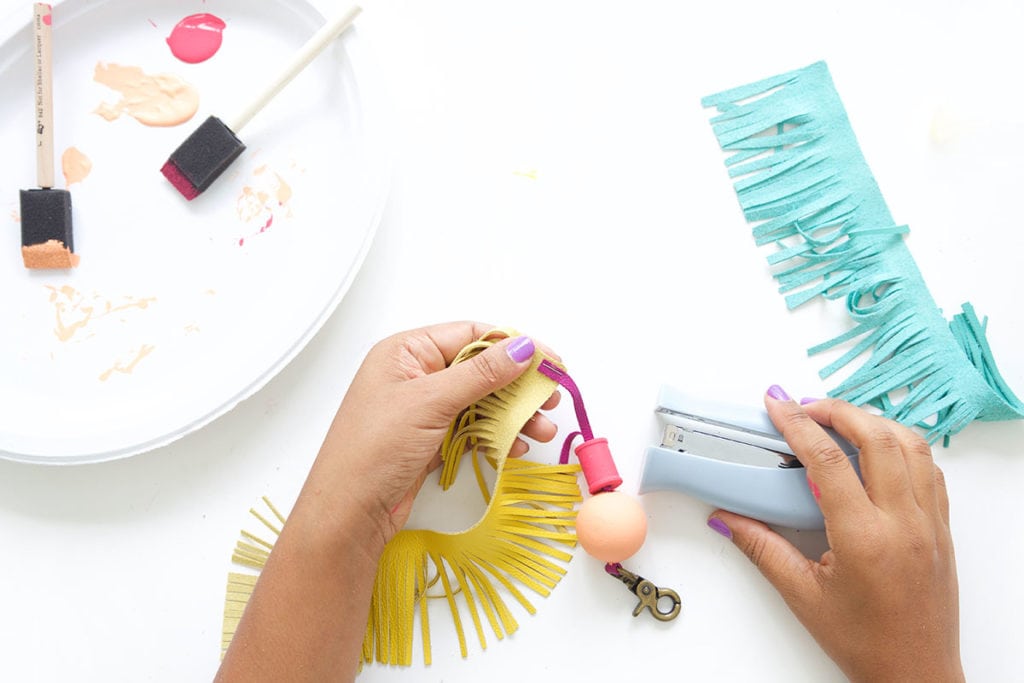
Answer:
[1, 0, 1023, 681]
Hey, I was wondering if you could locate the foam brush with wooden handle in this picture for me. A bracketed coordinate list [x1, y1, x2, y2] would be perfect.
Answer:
[161, 4, 362, 200]
[20, 2, 76, 269]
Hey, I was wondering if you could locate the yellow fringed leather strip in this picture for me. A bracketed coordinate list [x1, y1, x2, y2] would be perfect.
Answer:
[221, 330, 582, 667]
[364, 332, 582, 666]
[363, 457, 581, 665]
[220, 495, 284, 658]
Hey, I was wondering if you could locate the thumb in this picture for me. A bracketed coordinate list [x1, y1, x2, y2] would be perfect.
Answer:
[429, 335, 537, 415]
[708, 510, 819, 608]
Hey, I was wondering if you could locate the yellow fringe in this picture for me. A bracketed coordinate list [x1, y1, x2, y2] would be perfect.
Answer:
[363, 457, 581, 665]
[221, 331, 582, 667]
[220, 496, 282, 658]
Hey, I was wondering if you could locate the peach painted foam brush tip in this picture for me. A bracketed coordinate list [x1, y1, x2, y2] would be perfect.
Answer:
[21, 3, 77, 269]
[161, 4, 362, 200]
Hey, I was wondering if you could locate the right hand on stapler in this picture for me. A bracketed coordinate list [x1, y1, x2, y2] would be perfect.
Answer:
[706, 388, 964, 683]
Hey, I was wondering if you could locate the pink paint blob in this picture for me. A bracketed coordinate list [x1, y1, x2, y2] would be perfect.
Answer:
[42, 12, 52, 26]
[166, 13, 226, 64]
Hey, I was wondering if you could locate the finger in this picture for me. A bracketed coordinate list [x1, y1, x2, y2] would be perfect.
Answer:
[420, 320, 499, 367]
[376, 322, 497, 378]
[520, 412, 558, 443]
[708, 511, 820, 613]
[420, 322, 560, 370]
[540, 390, 561, 412]
[765, 387, 873, 527]
[428, 335, 537, 415]
[933, 465, 951, 526]
[801, 398, 915, 511]
[509, 438, 529, 458]
[886, 419, 942, 518]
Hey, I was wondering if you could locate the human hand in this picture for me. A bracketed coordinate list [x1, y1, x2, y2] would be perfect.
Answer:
[303, 321, 560, 545]
[707, 388, 963, 682]
[217, 323, 560, 683]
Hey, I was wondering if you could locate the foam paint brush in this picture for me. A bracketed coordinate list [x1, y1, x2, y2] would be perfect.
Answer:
[161, 4, 362, 200]
[20, 2, 77, 269]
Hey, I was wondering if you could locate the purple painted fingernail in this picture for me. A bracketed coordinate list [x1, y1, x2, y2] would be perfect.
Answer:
[800, 397, 820, 405]
[506, 336, 535, 363]
[707, 517, 732, 539]
[766, 384, 790, 401]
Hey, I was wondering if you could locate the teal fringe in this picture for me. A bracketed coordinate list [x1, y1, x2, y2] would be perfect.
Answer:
[702, 61, 1024, 443]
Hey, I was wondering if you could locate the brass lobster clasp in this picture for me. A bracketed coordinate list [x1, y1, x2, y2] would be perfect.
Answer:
[606, 563, 681, 622]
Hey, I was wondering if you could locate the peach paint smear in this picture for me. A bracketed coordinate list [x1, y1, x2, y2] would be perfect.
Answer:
[23, 241, 79, 269]
[166, 13, 226, 64]
[46, 285, 157, 343]
[93, 62, 198, 127]
[99, 344, 156, 382]
[235, 164, 296, 246]
[61, 147, 92, 185]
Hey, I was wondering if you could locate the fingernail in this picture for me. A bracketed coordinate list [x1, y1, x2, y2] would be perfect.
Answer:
[800, 397, 819, 405]
[506, 335, 535, 363]
[707, 517, 732, 539]
[766, 384, 790, 401]
[807, 477, 821, 501]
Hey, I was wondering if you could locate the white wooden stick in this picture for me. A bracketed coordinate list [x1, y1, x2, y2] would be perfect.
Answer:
[33, 2, 54, 188]
[225, 4, 362, 133]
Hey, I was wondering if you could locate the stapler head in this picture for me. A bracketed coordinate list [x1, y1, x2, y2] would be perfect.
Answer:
[639, 386, 859, 530]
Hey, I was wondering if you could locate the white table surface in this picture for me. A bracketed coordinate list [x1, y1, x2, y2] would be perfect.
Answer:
[2, 1, 1023, 681]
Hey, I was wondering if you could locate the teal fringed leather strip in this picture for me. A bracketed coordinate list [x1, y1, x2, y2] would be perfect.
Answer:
[702, 61, 1023, 443]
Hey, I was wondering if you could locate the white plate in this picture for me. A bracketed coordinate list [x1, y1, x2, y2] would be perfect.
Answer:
[0, 0, 389, 463]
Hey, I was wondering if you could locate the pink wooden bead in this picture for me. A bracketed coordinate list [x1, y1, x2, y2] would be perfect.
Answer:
[574, 437, 623, 494]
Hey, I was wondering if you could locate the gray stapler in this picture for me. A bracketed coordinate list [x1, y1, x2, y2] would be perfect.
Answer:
[639, 386, 859, 530]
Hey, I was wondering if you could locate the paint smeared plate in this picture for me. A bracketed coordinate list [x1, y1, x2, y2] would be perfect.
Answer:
[0, 0, 389, 463]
